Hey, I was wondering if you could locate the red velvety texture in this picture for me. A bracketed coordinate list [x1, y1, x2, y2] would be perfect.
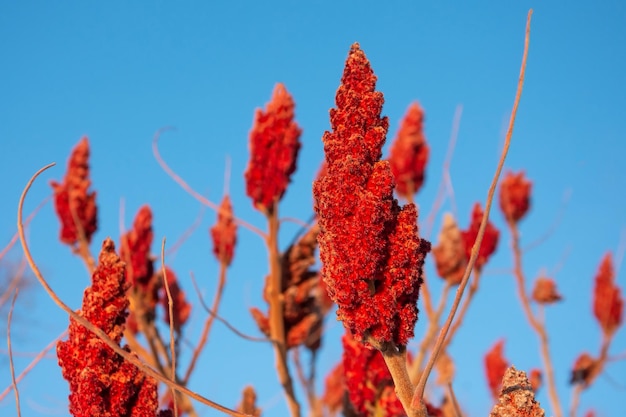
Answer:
[210, 195, 237, 266]
[593, 253, 623, 336]
[245, 83, 302, 213]
[389, 102, 429, 198]
[57, 239, 161, 417]
[499, 170, 532, 223]
[313, 43, 430, 347]
[50, 136, 98, 246]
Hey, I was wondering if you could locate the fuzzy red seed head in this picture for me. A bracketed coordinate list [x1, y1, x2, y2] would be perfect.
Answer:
[593, 253, 623, 336]
[57, 239, 162, 417]
[499, 170, 532, 223]
[245, 83, 302, 213]
[120, 205, 154, 288]
[50, 136, 98, 246]
[389, 102, 429, 199]
[461, 203, 499, 271]
[313, 43, 430, 347]
[532, 276, 562, 304]
[485, 339, 509, 399]
[529, 368, 542, 392]
[210, 195, 237, 265]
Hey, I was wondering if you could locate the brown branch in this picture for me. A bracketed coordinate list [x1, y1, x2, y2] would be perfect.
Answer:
[0, 330, 68, 402]
[423, 104, 463, 239]
[413, 9, 533, 407]
[441, 270, 481, 353]
[447, 382, 463, 417]
[17, 163, 250, 417]
[0, 260, 26, 311]
[410, 282, 451, 384]
[183, 260, 228, 384]
[509, 220, 562, 417]
[266, 204, 301, 417]
[7, 289, 21, 417]
[151, 127, 266, 239]
[166, 206, 206, 258]
[0, 195, 51, 261]
[292, 348, 320, 417]
[369, 339, 420, 417]
[190, 272, 275, 344]
[69, 202, 96, 274]
[523, 188, 571, 252]
[160, 239, 179, 417]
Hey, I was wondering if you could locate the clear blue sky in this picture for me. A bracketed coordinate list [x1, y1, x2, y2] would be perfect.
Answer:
[1, 2, 625, 416]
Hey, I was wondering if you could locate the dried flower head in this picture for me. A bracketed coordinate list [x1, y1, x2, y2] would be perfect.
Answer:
[435, 350, 455, 386]
[210, 195, 237, 266]
[250, 223, 327, 350]
[532, 276, 562, 304]
[236, 386, 261, 417]
[57, 239, 162, 417]
[485, 340, 509, 399]
[461, 203, 499, 271]
[245, 83, 302, 213]
[489, 367, 545, 417]
[50, 137, 98, 246]
[120, 205, 155, 288]
[158, 267, 191, 333]
[432, 213, 467, 285]
[389, 102, 429, 199]
[570, 352, 599, 387]
[593, 253, 623, 336]
[499, 171, 532, 223]
[313, 43, 430, 346]
[529, 368, 542, 392]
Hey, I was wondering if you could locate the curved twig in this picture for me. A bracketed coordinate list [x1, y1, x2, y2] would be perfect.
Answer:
[17, 163, 250, 417]
[0, 330, 68, 402]
[7, 289, 21, 417]
[412, 9, 533, 408]
[151, 127, 266, 239]
[190, 272, 276, 344]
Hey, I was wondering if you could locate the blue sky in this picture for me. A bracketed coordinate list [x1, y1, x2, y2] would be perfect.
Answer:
[1, 2, 625, 416]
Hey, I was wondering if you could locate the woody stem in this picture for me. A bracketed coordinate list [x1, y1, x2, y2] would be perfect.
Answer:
[509, 220, 562, 417]
[267, 203, 301, 417]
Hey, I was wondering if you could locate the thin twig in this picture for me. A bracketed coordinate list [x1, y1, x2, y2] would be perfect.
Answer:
[523, 188, 571, 252]
[424, 104, 463, 239]
[419, 106, 463, 324]
[166, 206, 206, 258]
[17, 163, 250, 417]
[0, 195, 51, 261]
[410, 282, 451, 383]
[183, 260, 228, 384]
[447, 382, 463, 417]
[69, 202, 96, 274]
[412, 9, 533, 407]
[441, 270, 481, 353]
[509, 219, 562, 417]
[161, 239, 179, 417]
[151, 127, 266, 239]
[0, 260, 26, 311]
[0, 330, 68, 402]
[7, 289, 21, 417]
[190, 272, 275, 344]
